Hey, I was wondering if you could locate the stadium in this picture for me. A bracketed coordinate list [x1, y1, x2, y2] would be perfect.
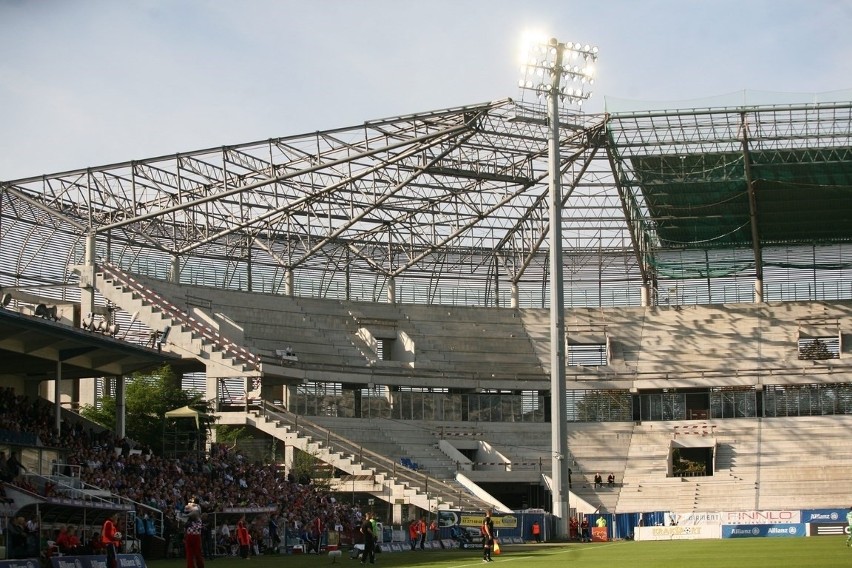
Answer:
[2, 42, 852, 551]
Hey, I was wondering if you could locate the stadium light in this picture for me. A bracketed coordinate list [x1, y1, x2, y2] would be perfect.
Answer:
[518, 37, 598, 106]
[518, 34, 598, 539]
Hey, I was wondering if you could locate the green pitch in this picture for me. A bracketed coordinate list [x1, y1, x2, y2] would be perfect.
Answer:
[147, 538, 852, 568]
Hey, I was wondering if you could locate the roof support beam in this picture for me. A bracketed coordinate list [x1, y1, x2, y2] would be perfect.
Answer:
[604, 123, 651, 290]
[739, 111, 764, 302]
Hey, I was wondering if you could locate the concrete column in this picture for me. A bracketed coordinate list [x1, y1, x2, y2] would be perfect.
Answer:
[169, 254, 181, 283]
[754, 278, 764, 303]
[80, 232, 97, 320]
[284, 269, 294, 297]
[54, 361, 62, 434]
[283, 444, 295, 472]
[511, 282, 519, 308]
[640, 284, 651, 307]
[387, 277, 396, 304]
[115, 376, 126, 438]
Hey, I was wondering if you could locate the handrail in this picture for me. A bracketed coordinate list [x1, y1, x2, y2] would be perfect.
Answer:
[19, 471, 132, 509]
[256, 400, 487, 511]
[99, 261, 260, 369]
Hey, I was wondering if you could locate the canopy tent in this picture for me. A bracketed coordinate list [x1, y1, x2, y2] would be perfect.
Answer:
[164, 405, 208, 429]
[163, 406, 213, 459]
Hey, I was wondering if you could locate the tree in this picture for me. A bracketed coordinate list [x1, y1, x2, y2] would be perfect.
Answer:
[80, 365, 209, 453]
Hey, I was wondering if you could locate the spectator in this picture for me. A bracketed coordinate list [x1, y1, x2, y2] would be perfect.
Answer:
[56, 525, 74, 554]
[7, 451, 26, 481]
[607, 473, 615, 487]
[7, 516, 28, 559]
[67, 525, 83, 554]
[268, 513, 280, 552]
[0, 451, 9, 482]
[0, 390, 367, 558]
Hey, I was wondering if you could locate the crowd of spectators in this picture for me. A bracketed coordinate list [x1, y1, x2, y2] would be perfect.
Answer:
[0, 387, 370, 558]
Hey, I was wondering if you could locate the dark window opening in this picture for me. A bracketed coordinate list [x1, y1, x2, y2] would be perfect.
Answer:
[672, 446, 714, 477]
[377, 338, 395, 360]
[798, 336, 840, 360]
[568, 343, 607, 366]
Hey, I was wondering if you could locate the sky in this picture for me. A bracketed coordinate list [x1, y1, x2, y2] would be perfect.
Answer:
[1, 0, 851, 181]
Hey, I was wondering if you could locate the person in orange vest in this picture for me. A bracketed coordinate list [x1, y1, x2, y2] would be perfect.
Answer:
[408, 520, 419, 551]
[531, 520, 541, 543]
[417, 517, 427, 549]
[429, 519, 439, 542]
[236, 515, 251, 559]
[101, 512, 122, 568]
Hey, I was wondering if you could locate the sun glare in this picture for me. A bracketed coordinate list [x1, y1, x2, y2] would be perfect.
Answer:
[518, 29, 550, 65]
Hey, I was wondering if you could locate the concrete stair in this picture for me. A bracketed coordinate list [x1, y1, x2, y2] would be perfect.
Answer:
[217, 402, 494, 512]
[93, 262, 260, 378]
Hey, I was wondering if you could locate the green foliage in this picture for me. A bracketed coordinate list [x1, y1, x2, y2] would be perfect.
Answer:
[290, 448, 333, 491]
[80, 395, 117, 431]
[215, 425, 249, 449]
[79, 365, 209, 452]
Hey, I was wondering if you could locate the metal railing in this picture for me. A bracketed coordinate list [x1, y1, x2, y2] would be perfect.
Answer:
[255, 400, 489, 511]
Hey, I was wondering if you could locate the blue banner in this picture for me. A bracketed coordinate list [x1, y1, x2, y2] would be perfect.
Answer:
[0, 560, 40, 568]
[50, 554, 147, 568]
[722, 524, 805, 538]
[801, 508, 847, 524]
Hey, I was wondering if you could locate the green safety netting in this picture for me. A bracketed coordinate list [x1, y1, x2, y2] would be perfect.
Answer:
[628, 147, 852, 252]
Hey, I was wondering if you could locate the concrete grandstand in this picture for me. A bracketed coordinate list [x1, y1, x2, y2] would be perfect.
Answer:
[3, 94, 852, 525]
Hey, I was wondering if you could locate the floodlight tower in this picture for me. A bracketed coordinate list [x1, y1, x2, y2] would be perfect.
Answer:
[518, 36, 597, 538]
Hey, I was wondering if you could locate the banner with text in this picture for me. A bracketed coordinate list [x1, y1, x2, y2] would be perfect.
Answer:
[722, 524, 805, 538]
[719, 511, 801, 525]
[51, 554, 147, 568]
[0, 560, 40, 568]
[801, 508, 847, 525]
[635, 525, 721, 541]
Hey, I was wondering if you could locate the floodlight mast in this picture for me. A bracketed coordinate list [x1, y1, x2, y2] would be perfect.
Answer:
[518, 37, 597, 539]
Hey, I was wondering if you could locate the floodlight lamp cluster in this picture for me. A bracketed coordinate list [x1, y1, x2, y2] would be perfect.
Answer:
[518, 38, 598, 105]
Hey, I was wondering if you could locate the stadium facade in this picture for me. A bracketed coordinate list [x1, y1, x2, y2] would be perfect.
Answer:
[3, 95, 852, 520]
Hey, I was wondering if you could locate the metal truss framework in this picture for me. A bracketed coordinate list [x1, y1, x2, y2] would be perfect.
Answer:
[3, 98, 852, 309]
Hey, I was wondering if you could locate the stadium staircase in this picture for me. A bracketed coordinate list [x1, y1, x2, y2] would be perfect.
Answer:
[217, 401, 498, 512]
[91, 262, 264, 379]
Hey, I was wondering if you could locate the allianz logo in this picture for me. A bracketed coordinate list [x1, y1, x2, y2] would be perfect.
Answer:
[806, 513, 839, 521]
[731, 528, 761, 535]
[768, 527, 797, 535]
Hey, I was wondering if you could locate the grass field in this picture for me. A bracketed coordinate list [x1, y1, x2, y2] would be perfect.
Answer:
[147, 538, 852, 568]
